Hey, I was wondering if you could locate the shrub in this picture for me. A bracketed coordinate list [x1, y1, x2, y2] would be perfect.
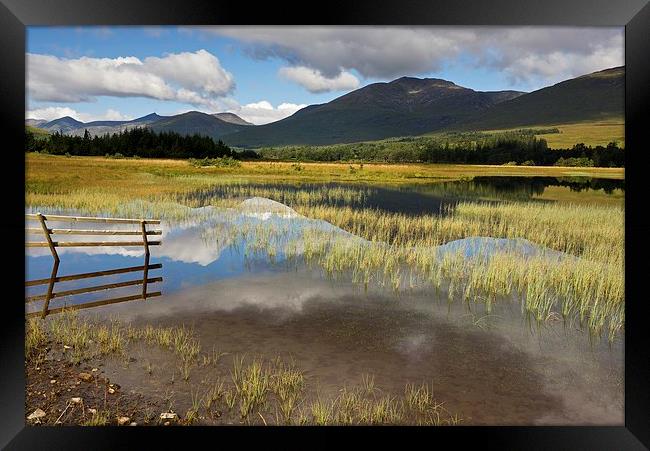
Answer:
[554, 157, 594, 167]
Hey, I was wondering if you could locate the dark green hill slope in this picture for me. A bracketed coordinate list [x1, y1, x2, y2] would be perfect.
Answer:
[223, 77, 524, 147]
[458, 67, 624, 130]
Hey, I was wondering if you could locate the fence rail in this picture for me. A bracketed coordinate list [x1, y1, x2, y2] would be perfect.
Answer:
[25, 213, 161, 224]
[26, 241, 162, 248]
[26, 228, 162, 236]
[25, 213, 163, 318]
[26, 263, 163, 287]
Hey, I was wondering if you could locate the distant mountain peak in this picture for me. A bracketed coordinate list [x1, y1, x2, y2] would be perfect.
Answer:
[54, 116, 83, 124]
[133, 112, 162, 121]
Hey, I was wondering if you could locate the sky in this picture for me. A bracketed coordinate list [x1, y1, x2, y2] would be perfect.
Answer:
[26, 26, 624, 125]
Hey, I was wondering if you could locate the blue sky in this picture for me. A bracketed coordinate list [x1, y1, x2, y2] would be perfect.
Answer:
[26, 26, 624, 124]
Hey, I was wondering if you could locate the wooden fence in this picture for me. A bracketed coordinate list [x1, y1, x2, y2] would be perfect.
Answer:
[25, 213, 163, 318]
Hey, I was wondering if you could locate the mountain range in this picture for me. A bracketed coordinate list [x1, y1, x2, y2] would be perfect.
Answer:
[28, 66, 624, 147]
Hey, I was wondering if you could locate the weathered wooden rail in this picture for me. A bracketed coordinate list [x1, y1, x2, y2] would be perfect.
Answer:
[25, 213, 163, 318]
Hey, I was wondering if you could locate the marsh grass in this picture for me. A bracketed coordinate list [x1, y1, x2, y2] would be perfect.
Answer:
[269, 359, 305, 424]
[26, 318, 47, 357]
[205, 379, 225, 412]
[81, 409, 109, 426]
[26, 154, 624, 341]
[27, 312, 463, 426]
[310, 398, 333, 425]
[231, 356, 271, 421]
[184, 389, 203, 425]
[30, 310, 205, 367]
[197, 202, 623, 341]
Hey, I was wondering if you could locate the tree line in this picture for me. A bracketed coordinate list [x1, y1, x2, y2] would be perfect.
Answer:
[25, 127, 235, 159]
[26, 127, 624, 167]
[258, 135, 624, 167]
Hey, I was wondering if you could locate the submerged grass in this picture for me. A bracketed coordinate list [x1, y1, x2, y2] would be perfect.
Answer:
[25, 153, 624, 341]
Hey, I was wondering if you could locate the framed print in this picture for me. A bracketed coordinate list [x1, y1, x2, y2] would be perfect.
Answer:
[1, 0, 649, 448]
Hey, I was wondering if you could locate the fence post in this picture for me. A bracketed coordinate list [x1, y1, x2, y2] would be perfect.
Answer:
[141, 220, 150, 300]
[37, 213, 59, 318]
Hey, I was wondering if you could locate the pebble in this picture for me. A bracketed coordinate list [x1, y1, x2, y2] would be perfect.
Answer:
[88, 408, 97, 415]
[129, 422, 137, 426]
[91, 368, 98, 372]
[117, 416, 130, 426]
[78, 372, 93, 382]
[70, 397, 82, 404]
[160, 412, 178, 421]
[108, 388, 116, 394]
[50, 380, 56, 384]
[27, 408, 46, 421]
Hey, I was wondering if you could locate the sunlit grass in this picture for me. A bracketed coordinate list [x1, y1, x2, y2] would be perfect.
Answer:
[25, 153, 624, 341]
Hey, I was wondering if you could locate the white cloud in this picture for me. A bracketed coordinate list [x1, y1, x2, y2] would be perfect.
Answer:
[101, 109, 133, 121]
[27, 49, 235, 107]
[230, 101, 306, 125]
[26, 106, 133, 122]
[200, 26, 624, 89]
[278, 66, 359, 93]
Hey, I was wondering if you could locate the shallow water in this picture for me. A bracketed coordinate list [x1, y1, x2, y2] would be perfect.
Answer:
[25, 178, 624, 425]
[178, 176, 624, 215]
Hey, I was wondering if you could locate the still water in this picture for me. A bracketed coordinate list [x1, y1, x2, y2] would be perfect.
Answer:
[25, 177, 624, 425]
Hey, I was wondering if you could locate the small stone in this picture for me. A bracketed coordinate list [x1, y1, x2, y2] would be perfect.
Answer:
[160, 412, 178, 421]
[78, 372, 93, 382]
[164, 421, 170, 426]
[63, 345, 71, 350]
[88, 408, 97, 415]
[130, 422, 137, 426]
[91, 368, 98, 372]
[117, 416, 130, 426]
[27, 408, 46, 421]
[50, 379, 56, 384]
[108, 388, 115, 394]
[70, 397, 82, 404]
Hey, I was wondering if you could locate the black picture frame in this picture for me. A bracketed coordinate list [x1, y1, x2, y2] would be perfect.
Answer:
[2, 1, 649, 448]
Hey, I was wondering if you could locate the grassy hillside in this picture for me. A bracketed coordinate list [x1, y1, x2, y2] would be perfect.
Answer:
[481, 119, 624, 149]
[459, 67, 624, 131]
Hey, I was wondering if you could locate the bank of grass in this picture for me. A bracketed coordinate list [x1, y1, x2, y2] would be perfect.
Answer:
[483, 119, 625, 149]
[26, 311, 461, 426]
[294, 201, 623, 264]
[26, 153, 623, 218]
[190, 198, 624, 340]
[298, 235, 624, 341]
[25, 153, 625, 340]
